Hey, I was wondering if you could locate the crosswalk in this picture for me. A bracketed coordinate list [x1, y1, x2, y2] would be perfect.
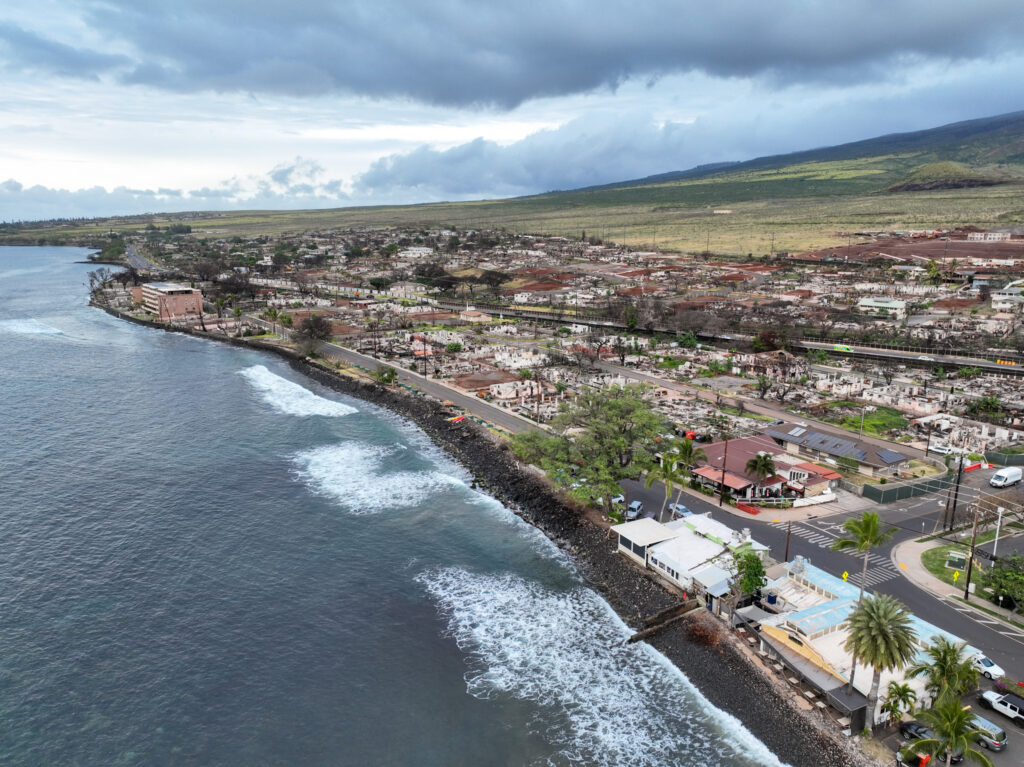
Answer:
[767, 520, 899, 589]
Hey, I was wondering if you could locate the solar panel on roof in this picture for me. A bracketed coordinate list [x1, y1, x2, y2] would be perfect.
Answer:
[877, 449, 907, 464]
[790, 427, 806, 437]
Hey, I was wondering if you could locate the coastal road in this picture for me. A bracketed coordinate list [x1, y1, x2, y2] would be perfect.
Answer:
[315, 340, 541, 435]
[125, 245, 159, 271]
[620, 472, 1024, 686]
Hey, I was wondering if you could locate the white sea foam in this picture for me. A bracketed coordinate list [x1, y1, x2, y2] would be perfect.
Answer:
[0, 319, 65, 335]
[418, 568, 789, 767]
[293, 442, 464, 514]
[239, 365, 357, 417]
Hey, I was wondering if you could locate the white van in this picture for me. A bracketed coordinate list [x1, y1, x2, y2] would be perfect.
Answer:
[989, 466, 1023, 488]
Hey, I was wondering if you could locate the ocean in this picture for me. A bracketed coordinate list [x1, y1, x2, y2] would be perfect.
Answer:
[0, 246, 788, 766]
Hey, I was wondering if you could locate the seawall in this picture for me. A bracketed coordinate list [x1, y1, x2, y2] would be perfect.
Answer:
[97, 305, 878, 767]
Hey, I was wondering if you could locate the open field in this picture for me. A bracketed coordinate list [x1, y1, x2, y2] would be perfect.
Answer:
[7, 182, 1024, 257]
[8, 110, 1024, 255]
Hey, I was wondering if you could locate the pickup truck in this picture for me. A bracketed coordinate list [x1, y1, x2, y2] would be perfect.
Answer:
[979, 690, 1024, 725]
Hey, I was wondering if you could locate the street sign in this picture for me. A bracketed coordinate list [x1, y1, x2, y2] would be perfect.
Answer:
[842, 571, 849, 581]
[953, 571, 960, 582]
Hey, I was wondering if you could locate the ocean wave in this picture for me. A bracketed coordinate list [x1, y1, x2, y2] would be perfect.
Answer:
[292, 442, 464, 514]
[239, 365, 358, 417]
[417, 567, 788, 767]
[0, 318, 66, 335]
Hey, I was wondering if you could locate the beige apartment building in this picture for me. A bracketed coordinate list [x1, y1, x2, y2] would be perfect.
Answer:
[137, 282, 204, 321]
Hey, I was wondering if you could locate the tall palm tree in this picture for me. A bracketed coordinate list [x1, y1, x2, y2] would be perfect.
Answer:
[831, 511, 898, 603]
[906, 636, 978, 706]
[843, 593, 918, 715]
[645, 454, 684, 520]
[907, 698, 993, 767]
[744, 453, 777, 497]
[881, 680, 917, 727]
[666, 438, 707, 509]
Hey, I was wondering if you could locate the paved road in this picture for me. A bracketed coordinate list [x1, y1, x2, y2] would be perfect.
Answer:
[316, 341, 541, 435]
[125, 245, 158, 271]
[619, 470, 1024, 685]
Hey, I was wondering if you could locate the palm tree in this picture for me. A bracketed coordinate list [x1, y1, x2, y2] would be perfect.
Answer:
[843, 593, 918, 716]
[907, 698, 993, 767]
[744, 452, 777, 497]
[645, 454, 684, 520]
[666, 438, 707, 509]
[881, 680, 917, 727]
[831, 511, 897, 603]
[907, 636, 978, 706]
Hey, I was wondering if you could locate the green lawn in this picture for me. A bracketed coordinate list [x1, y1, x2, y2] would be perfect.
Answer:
[921, 544, 970, 587]
[819, 402, 908, 437]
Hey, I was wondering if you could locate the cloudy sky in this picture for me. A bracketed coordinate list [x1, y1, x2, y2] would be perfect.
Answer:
[2, 0, 1023, 221]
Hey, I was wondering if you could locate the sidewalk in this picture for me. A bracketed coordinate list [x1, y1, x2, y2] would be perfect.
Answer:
[673, 482, 872, 522]
[891, 538, 1022, 625]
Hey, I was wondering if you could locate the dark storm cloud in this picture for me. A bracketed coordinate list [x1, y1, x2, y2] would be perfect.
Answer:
[10, 0, 1024, 106]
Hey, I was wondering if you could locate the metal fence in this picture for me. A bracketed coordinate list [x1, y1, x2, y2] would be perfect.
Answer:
[862, 472, 955, 504]
[984, 451, 1024, 466]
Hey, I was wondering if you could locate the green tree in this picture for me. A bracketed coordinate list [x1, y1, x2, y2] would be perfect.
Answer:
[666, 438, 707, 502]
[755, 374, 772, 399]
[445, 342, 463, 354]
[369, 277, 392, 292]
[744, 453, 776, 487]
[512, 385, 666, 512]
[980, 553, 1024, 613]
[375, 365, 398, 384]
[831, 511, 897, 604]
[735, 552, 766, 598]
[880, 681, 917, 728]
[926, 258, 942, 284]
[906, 636, 978, 705]
[843, 594, 918, 727]
[644, 453, 685, 519]
[906, 698, 993, 767]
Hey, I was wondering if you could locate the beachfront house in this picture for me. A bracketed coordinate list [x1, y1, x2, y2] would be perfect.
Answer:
[749, 556, 979, 731]
[613, 515, 769, 614]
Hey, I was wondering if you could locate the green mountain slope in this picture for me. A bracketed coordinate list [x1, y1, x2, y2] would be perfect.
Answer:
[536, 111, 1024, 208]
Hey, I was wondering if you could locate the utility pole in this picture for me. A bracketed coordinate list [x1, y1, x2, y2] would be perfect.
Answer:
[993, 506, 1005, 559]
[963, 504, 981, 601]
[719, 435, 730, 507]
[784, 519, 793, 562]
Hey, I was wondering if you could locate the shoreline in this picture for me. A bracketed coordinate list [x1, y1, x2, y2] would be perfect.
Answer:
[99, 305, 879, 767]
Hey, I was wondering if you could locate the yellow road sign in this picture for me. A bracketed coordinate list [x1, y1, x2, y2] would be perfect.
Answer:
[842, 571, 849, 581]
[953, 571, 960, 582]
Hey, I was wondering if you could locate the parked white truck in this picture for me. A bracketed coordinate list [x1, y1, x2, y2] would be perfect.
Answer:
[979, 690, 1024, 725]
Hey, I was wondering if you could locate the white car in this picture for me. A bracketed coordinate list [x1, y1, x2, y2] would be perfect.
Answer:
[972, 654, 1005, 680]
[917, 355, 935, 361]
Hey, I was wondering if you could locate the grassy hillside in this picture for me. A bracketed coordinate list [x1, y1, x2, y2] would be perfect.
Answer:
[7, 111, 1024, 255]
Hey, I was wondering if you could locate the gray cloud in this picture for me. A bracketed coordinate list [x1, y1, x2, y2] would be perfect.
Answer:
[5, 1, 1022, 107]
[0, 24, 128, 79]
[354, 68, 1024, 201]
[0, 164, 350, 221]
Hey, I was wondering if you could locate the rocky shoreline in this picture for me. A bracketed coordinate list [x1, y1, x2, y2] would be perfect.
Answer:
[99, 306, 879, 767]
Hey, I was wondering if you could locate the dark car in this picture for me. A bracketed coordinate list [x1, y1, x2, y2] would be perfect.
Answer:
[899, 722, 963, 763]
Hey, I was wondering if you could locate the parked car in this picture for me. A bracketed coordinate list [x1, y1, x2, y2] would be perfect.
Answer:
[917, 355, 936, 361]
[626, 500, 644, 520]
[979, 690, 1024, 725]
[596, 494, 625, 506]
[668, 503, 692, 518]
[970, 653, 1005, 680]
[969, 711, 1007, 751]
[899, 722, 963, 763]
[989, 466, 1023, 488]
